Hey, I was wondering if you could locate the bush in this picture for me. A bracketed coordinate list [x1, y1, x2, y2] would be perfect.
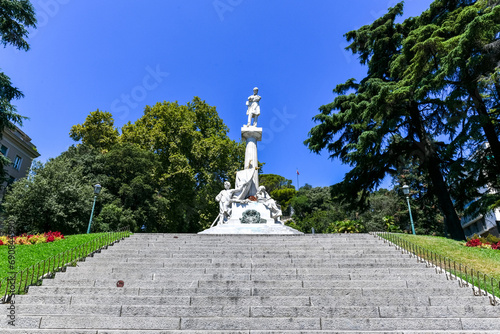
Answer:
[285, 220, 303, 232]
[383, 216, 402, 233]
[326, 220, 365, 233]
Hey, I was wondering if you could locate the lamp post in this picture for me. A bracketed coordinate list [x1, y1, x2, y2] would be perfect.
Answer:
[86, 184, 102, 234]
[402, 184, 416, 235]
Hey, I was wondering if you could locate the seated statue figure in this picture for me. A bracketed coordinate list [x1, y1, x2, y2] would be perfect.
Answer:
[213, 176, 254, 227]
[256, 185, 282, 220]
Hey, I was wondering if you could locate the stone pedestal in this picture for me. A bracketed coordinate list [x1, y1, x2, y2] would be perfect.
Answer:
[226, 202, 275, 225]
[199, 201, 302, 235]
[241, 126, 262, 191]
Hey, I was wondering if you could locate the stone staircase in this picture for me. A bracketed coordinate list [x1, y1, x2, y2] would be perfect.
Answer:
[3, 233, 500, 333]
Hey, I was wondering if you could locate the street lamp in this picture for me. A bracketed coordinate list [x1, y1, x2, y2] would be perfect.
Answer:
[402, 184, 416, 235]
[86, 184, 102, 234]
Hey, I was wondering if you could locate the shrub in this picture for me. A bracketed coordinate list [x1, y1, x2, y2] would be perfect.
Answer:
[285, 220, 303, 232]
[326, 220, 366, 233]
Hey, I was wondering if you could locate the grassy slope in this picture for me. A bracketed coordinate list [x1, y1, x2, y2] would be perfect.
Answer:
[0, 233, 113, 281]
[396, 234, 500, 280]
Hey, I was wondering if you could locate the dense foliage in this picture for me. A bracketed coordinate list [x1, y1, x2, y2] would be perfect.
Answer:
[3, 98, 245, 234]
[259, 174, 296, 215]
[306, 0, 500, 240]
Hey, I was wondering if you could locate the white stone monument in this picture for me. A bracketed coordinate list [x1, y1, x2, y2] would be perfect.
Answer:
[199, 88, 302, 235]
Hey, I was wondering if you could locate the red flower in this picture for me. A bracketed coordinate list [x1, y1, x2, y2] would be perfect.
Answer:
[0, 240, 3, 245]
[46, 235, 55, 242]
[465, 238, 482, 247]
[492, 242, 500, 250]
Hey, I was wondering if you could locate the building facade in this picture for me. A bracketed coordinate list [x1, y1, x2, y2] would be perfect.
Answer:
[462, 210, 500, 238]
[461, 186, 500, 238]
[0, 125, 40, 200]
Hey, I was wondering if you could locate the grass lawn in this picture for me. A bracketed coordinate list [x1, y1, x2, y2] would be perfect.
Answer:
[381, 233, 500, 298]
[0, 232, 131, 281]
[396, 234, 500, 278]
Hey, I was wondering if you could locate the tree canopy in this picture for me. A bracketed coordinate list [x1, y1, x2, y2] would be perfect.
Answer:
[69, 109, 119, 152]
[3, 97, 245, 234]
[306, 0, 500, 240]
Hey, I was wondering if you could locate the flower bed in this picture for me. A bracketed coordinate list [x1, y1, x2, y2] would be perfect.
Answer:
[465, 234, 500, 250]
[0, 231, 64, 246]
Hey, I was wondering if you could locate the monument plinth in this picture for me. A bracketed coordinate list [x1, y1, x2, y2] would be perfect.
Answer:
[241, 126, 262, 193]
[199, 87, 302, 235]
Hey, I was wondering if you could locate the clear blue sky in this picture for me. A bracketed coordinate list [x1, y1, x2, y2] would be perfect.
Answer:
[2, 0, 434, 188]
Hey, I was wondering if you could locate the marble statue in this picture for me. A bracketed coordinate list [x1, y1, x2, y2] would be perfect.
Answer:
[256, 185, 283, 219]
[246, 87, 261, 127]
[213, 176, 254, 226]
[198, 87, 303, 234]
[213, 181, 240, 226]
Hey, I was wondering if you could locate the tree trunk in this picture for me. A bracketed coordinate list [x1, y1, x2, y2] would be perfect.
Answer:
[471, 88, 500, 172]
[426, 155, 466, 240]
[409, 103, 465, 240]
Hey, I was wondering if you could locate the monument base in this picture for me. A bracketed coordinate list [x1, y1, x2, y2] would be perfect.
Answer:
[199, 202, 303, 235]
[198, 223, 303, 235]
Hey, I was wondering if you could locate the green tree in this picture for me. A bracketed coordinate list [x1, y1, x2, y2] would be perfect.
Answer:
[0, 0, 36, 182]
[358, 189, 402, 232]
[289, 185, 352, 233]
[3, 98, 244, 234]
[2, 143, 164, 234]
[393, 160, 445, 235]
[259, 174, 295, 215]
[386, 0, 500, 217]
[95, 142, 163, 232]
[259, 174, 294, 193]
[69, 109, 119, 152]
[3, 158, 94, 234]
[270, 188, 296, 216]
[305, 3, 466, 239]
[121, 97, 245, 232]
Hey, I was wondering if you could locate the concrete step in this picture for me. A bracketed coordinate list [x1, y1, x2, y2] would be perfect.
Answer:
[41, 278, 450, 289]
[25, 285, 475, 298]
[14, 292, 491, 307]
[5, 316, 499, 331]
[3, 330, 500, 334]
[48, 271, 443, 282]
[16, 304, 500, 318]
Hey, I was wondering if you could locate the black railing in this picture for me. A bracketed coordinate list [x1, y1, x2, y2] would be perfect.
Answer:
[0, 229, 131, 303]
[372, 232, 499, 306]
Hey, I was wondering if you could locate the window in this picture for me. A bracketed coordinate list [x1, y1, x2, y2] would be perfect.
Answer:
[0, 145, 8, 156]
[13, 155, 22, 170]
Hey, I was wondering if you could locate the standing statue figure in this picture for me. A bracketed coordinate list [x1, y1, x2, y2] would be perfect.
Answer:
[256, 185, 283, 219]
[246, 87, 261, 127]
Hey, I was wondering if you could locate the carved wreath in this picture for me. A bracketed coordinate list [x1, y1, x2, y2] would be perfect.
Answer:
[240, 209, 266, 224]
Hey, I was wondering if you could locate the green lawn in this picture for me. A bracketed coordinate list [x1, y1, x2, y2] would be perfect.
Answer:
[0, 232, 131, 281]
[379, 233, 500, 298]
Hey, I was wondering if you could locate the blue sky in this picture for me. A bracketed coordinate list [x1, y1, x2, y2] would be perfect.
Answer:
[2, 0, 434, 189]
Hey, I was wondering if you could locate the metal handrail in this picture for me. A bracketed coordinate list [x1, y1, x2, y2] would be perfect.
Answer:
[0, 228, 131, 303]
[372, 232, 500, 306]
